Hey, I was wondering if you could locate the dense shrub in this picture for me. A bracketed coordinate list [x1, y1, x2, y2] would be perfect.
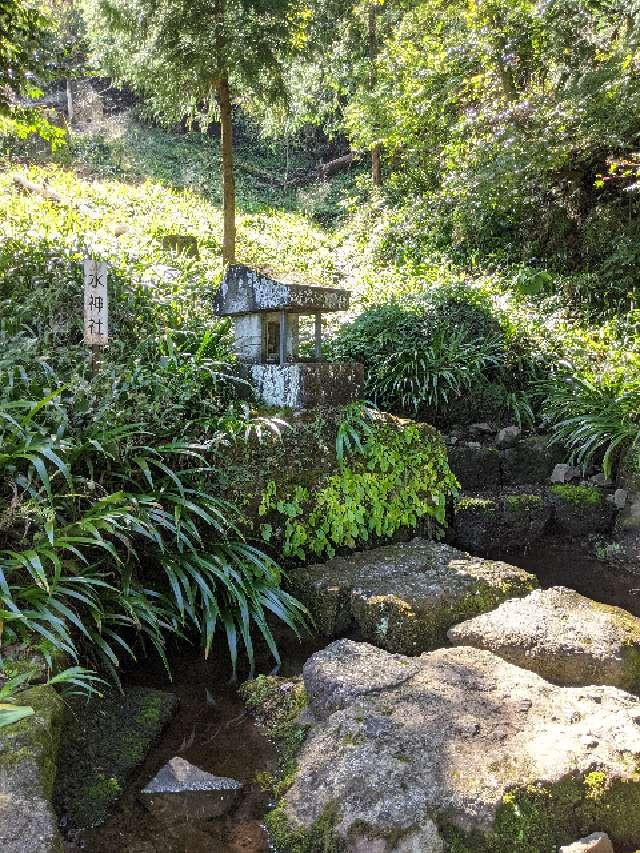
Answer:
[331, 290, 549, 428]
[543, 364, 640, 479]
[257, 404, 458, 560]
[0, 172, 312, 686]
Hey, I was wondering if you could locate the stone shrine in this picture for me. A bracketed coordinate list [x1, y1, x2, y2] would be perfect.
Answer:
[214, 265, 363, 409]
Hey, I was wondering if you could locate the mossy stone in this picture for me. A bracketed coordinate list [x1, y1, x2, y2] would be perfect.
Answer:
[551, 485, 615, 537]
[0, 685, 64, 853]
[448, 445, 501, 492]
[0, 685, 64, 800]
[454, 490, 551, 552]
[54, 686, 177, 830]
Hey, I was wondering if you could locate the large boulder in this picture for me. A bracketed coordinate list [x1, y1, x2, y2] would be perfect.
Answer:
[448, 586, 640, 691]
[287, 539, 537, 655]
[270, 640, 640, 853]
[559, 834, 614, 853]
[0, 685, 64, 853]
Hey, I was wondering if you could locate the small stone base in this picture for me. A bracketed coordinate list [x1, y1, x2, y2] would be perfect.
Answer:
[249, 362, 363, 410]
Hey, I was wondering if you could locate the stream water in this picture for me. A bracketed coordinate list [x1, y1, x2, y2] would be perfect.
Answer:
[64, 546, 640, 853]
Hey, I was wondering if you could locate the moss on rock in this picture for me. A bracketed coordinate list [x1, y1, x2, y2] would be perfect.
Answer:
[551, 485, 615, 537]
[54, 686, 177, 830]
[443, 769, 640, 852]
[0, 685, 64, 853]
[288, 540, 537, 656]
[266, 800, 344, 853]
[240, 675, 343, 852]
[454, 490, 551, 553]
[0, 685, 64, 800]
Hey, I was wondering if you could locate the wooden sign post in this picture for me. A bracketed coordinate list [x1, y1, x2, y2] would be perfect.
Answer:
[83, 259, 109, 373]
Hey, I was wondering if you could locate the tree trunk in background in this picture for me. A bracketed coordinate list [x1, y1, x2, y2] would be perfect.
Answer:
[66, 78, 73, 125]
[217, 77, 236, 265]
[368, 4, 382, 187]
[489, 14, 518, 102]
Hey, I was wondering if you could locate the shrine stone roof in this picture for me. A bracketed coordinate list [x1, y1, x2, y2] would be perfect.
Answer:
[214, 265, 350, 316]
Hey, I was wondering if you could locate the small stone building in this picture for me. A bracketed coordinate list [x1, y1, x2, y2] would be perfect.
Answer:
[214, 265, 363, 409]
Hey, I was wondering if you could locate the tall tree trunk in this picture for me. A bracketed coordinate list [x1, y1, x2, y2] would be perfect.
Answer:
[368, 4, 382, 187]
[217, 77, 236, 265]
[489, 15, 517, 102]
[66, 78, 74, 125]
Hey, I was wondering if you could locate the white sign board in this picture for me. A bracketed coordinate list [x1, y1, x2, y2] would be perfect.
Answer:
[83, 259, 109, 346]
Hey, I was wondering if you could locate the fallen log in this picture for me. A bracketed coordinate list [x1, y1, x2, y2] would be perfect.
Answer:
[236, 161, 287, 188]
[12, 173, 66, 204]
[237, 150, 365, 189]
[317, 151, 365, 180]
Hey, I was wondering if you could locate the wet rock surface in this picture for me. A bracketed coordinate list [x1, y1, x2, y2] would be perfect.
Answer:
[448, 586, 640, 691]
[287, 539, 537, 654]
[0, 685, 64, 853]
[140, 756, 242, 822]
[55, 686, 178, 831]
[279, 639, 640, 852]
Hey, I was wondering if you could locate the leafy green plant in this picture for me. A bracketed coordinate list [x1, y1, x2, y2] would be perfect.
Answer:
[331, 297, 543, 426]
[543, 368, 640, 479]
[0, 386, 308, 685]
[0, 666, 104, 728]
[259, 411, 458, 560]
[370, 324, 497, 416]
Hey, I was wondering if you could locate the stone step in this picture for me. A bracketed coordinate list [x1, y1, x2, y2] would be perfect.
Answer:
[449, 585, 640, 691]
[287, 539, 537, 655]
[274, 639, 640, 852]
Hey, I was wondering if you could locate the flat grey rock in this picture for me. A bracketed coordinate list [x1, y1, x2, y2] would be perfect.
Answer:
[280, 640, 640, 851]
[551, 463, 581, 483]
[0, 794, 62, 853]
[496, 425, 521, 447]
[448, 586, 640, 691]
[140, 757, 242, 822]
[288, 539, 537, 655]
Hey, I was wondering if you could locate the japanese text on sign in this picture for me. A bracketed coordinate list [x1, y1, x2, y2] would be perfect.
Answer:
[83, 259, 109, 345]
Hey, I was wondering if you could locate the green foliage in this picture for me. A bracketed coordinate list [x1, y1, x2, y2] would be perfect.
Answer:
[331, 292, 548, 426]
[86, 0, 309, 126]
[0, 666, 102, 728]
[259, 406, 458, 560]
[0, 0, 70, 147]
[305, 0, 640, 315]
[0, 147, 316, 685]
[543, 362, 640, 479]
[0, 0, 48, 112]
[0, 385, 308, 681]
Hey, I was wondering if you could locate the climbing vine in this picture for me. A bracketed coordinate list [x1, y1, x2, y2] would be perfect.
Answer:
[258, 404, 459, 560]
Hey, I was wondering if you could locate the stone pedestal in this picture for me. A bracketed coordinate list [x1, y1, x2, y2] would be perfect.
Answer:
[249, 362, 363, 410]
